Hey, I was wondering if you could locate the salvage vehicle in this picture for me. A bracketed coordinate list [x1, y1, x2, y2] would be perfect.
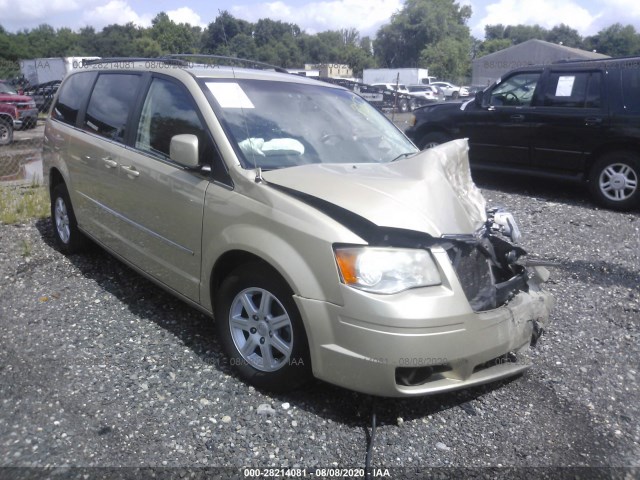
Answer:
[405, 56, 640, 210]
[43, 56, 554, 397]
[0, 81, 38, 145]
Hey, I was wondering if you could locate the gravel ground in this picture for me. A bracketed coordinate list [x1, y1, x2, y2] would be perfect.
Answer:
[1, 170, 639, 479]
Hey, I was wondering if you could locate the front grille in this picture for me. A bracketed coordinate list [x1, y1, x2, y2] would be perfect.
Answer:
[447, 245, 496, 311]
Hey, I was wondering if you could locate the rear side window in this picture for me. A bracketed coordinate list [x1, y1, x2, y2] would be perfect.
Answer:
[52, 72, 96, 126]
[84, 74, 141, 143]
[542, 72, 602, 108]
[621, 67, 640, 113]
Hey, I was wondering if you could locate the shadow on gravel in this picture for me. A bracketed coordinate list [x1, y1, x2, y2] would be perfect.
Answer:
[34, 218, 527, 430]
[472, 171, 595, 208]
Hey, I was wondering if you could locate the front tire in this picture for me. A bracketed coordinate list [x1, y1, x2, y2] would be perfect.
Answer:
[215, 264, 312, 392]
[0, 119, 13, 146]
[51, 183, 86, 254]
[588, 152, 639, 210]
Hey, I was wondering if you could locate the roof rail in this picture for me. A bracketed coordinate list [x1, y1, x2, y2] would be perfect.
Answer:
[81, 55, 289, 73]
[163, 54, 289, 73]
[82, 57, 189, 67]
[552, 55, 639, 65]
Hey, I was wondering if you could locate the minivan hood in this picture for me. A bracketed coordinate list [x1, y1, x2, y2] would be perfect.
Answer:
[262, 139, 486, 237]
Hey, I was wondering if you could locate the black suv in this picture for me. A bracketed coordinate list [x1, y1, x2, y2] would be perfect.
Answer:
[405, 56, 640, 210]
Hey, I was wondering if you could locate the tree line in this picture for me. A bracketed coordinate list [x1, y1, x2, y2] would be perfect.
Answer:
[1, 0, 640, 84]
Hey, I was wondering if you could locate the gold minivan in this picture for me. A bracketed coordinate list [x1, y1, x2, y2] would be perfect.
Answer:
[43, 57, 554, 397]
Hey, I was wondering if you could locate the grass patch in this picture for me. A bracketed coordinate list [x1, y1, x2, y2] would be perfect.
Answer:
[0, 183, 50, 224]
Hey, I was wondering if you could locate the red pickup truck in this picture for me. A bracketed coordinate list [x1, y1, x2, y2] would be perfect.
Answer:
[0, 81, 38, 146]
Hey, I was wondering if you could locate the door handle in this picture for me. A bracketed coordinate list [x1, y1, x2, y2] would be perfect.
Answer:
[510, 114, 525, 122]
[121, 165, 140, 178]
[103, 158, 118, 168]
[585, 117, 602, 126]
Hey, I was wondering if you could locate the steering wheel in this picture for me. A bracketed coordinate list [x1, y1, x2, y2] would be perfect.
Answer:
[503, 92, 520, 106]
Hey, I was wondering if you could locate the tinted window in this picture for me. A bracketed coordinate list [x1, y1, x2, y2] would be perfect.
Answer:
[489, 73, 540, 107]
[621, 67, 640, 113]
[135, 77, 215, 165]
[84, 74, 140, 142]
[542, 72, 601, 108]
[52, 72, 96, 126]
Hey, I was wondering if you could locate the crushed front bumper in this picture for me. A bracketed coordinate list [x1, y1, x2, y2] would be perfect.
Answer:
[296, 254, 554, 397]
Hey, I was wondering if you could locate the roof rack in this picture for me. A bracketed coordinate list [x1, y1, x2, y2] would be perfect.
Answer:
[81, 55, 289, 73]
[164, 54, 289, 73]
[82, 57, 188, 67]
[552, 55, 639, 64]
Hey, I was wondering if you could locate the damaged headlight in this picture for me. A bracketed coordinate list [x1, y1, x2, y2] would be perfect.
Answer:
[334, 247, 441, 294]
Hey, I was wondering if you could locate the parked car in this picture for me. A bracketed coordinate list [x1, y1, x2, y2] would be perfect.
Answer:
[407, 84, 445, 103]
[371, 82, 410, 94]
[405, 56, 640, 210]
[43, 56, 553, 397]
[0, 81, 38, 145]
[24, 80, 61, 112]
[466, 85, 487, 96]
[431, 81, 469, 99]
[320, 77, 426, 112]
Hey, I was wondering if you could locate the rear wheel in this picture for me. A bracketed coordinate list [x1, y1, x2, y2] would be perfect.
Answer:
[51, 183, 86, 254]
[215, 264, 312, 392]
[397, 99, 409, 113]
[0, 119, 13, 146]
[588, 151, 640, 210]
[417, 132, 451, 150]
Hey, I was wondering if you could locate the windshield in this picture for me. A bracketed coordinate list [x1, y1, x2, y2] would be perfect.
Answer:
[204, 79, 417, 170]
[0, 82, 17, 94]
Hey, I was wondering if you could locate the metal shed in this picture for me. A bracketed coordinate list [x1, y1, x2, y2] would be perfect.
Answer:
[472, 39, 609, 87]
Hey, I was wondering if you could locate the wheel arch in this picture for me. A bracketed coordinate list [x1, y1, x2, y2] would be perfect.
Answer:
[210, 250, 294, 302]
[586, 142, 640, 178]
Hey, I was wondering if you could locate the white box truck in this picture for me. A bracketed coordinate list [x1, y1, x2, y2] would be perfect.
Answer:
[20, 57, 100, 86]
[363, 68, 435, 86]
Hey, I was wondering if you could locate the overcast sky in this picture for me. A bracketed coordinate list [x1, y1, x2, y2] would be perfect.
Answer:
[0, 0, 638, 39]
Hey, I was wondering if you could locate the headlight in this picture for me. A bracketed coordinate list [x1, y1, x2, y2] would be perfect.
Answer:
[334, 247, 441, 294]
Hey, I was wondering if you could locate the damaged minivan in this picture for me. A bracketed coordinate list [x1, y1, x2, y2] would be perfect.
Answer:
[43, 57, 554, 397]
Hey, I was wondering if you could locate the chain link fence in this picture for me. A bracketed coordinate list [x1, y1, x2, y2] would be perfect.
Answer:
[1, 60, 45, 184]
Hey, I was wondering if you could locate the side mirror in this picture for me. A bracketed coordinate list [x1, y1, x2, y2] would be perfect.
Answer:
[170, 134, 199, 168]
[474, 90, 484, 107]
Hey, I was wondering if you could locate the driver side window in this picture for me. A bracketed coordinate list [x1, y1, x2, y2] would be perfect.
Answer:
[490, 72, 541, 107]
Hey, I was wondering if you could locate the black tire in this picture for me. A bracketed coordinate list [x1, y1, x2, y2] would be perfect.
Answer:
[452, 91, 459, 99]
[215, 264, 312, 392]
[588, 151, 640, 211]
[417, 132, 451, 150]
[397, 99, 409, 113]
[409, 98, 417, 112]
[0, 118, 13, 146]
[50, 183, 86, 254]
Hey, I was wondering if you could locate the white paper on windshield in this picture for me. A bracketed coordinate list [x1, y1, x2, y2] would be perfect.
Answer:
[555, 76, 575, 97]
[206, 82, 255, 109]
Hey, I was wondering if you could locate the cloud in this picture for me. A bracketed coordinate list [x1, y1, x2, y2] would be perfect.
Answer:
[0, 0, 85, 29]
[472, 0, 598, 38]
[588, 0, 640, 34]
[231, 0, 403, 37]
[167, 7, 206, 28]
[81, 0, 153, 30]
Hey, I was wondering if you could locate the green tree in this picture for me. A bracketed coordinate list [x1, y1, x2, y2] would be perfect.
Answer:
[584, 23, 640, 56]
[547, 24, 583, 48]
[94, 23, 144, 57]
[374, 0, 472, 69]
[202, 11, 252, 53]
[503, 24, 548, 44]
[150, 12, 200, 54]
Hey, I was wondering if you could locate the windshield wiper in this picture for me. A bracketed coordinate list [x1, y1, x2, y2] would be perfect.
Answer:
[390, 152, 418, 162]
